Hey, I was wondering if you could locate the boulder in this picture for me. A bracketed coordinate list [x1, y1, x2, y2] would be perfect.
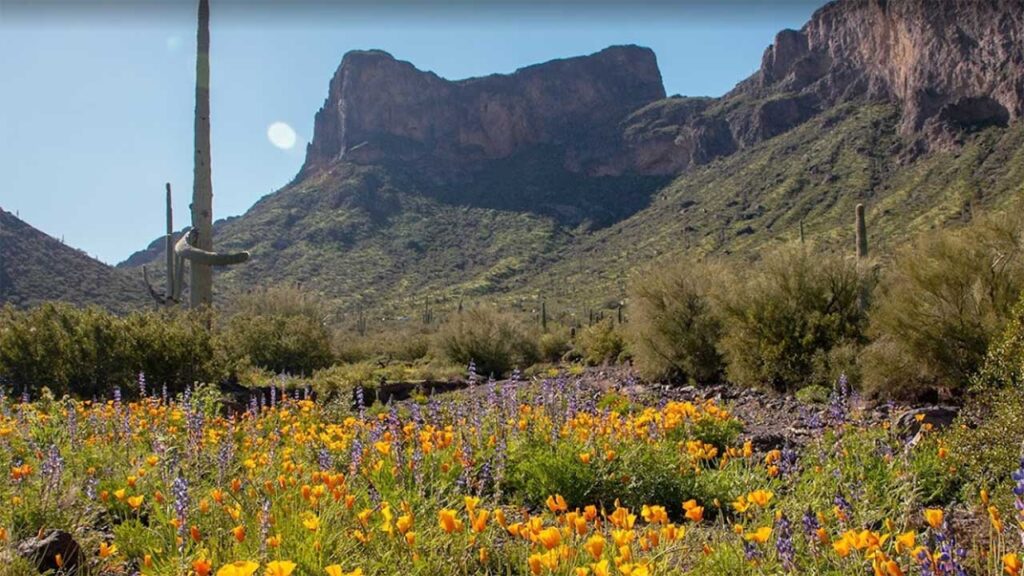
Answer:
[17, 530, 83, 574]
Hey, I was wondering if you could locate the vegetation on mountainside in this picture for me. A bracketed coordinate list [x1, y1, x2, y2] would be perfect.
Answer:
[109, 102, 1024, 319]
[0, 209, 151, 314]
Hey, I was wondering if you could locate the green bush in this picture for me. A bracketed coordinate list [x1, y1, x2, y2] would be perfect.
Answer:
[861, 212, 1024, 398]
[577, 319, 625, 365]
[0, 303, 222, 398]
[627, 260, 724, 384]
[221, 285, 334, 375]
[718, 247, 868, 392]
[537, 330, 571, 363]
[437, 306, 539, 378]
[974, 290, 1024, 390]
[945, 386, 1024, 496]
[504, 439, 695, 513]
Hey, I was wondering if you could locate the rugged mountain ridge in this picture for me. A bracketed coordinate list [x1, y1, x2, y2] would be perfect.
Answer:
[301, 45, 667, 178]
[104, 0, 1024, 316]
[0, 209, 151, 313]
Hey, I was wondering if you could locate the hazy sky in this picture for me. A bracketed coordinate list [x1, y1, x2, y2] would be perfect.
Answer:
[0, 1, 821, 264]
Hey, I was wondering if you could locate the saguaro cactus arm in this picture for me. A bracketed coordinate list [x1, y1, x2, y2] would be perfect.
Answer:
[175, 228, 250, 266]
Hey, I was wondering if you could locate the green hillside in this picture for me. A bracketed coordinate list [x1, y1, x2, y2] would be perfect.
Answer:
[509, 103, 1024, 310]
[118, 102, 1024, 322]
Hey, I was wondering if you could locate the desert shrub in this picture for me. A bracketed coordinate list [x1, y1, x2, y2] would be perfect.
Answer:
[718, 247, 868, 392]
[537, 329, 571, 362]
[577, 319, 624, 365]
[0, 303, 222, 398]
[973, 290, 1024, 390]
[861, 212, 1024, 398]
[335, 326, 435, 367]
[124, 308, 225, 393]
[627, 260, 724, 384]
[945, 386, 1024, 496]
[437, 306, 538, 378]
[222, 285, 334, 375]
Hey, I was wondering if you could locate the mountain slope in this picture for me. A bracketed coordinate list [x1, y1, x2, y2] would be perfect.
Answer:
[118, 0, 1024, 317]
[0, 209, 151, 313]
[517, 103, 1024, 308]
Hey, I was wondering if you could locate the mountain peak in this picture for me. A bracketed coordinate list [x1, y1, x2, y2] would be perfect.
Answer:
[301, 44, 665, 176]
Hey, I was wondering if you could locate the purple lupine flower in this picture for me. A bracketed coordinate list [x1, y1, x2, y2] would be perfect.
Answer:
[355, 385, 365, 420]
[161, 383, 168, 405]
[249, 395, 258, 417]
[775, 512, 795, 571]
[743, 540, 762, 562]
[21, 388, 30, 405]
[66, 400, 79, 448]
[827, 374, 849, 426]
[770, 510, 794, 569]
[40, 444, 63, 494]
[778, 448, 799, 477]
[259, 497, 271, 558]
[270, 384, 277, 409]
[172, 475, 189, 543]
[318, 446, 333, 471]
[367, 481, 380, 506]
[833, 492, 852, 523]
[217, 430, 235, 483]
[917, 547, 937, 576]
[113, 386, 122, 411]
[801, 508, 819, 541]
[428, 391, 441, 424]
[349, 437, 364, 476]
[85, 476, 98, 500]
[137, 372, 147, 398]
[467, 359, 478, 386]
[186, 407, 205, 454]
[1012, 450, 1024, 546]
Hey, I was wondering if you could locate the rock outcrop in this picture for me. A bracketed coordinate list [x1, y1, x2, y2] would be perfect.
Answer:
[301, 0, 1024, 180]
[302, 45, 666, 177]
[737, 0, 1024, 147]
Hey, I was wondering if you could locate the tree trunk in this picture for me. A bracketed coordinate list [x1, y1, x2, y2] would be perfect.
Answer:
[190, 0, 213, 308]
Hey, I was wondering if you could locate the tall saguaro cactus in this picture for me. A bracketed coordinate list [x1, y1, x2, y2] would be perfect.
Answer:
[145, 0, 248, 308]
[855, 203, 868, 259]
[190, 0, 214, 308]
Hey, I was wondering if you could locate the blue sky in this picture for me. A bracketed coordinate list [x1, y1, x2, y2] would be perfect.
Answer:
[0, 1, 821, 264]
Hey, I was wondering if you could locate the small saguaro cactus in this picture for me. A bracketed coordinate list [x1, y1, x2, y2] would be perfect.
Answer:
[855, 203, 868, 259]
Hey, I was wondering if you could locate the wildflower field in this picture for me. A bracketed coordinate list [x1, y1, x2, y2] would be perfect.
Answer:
[1, 372, 1022, 576]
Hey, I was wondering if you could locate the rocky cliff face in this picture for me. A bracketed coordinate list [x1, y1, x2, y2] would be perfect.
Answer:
[303, 0, 1024, 180]
[751, 0, 1024, 146]
[302, 45, 666, 177]
[623, 0, 1024, 171]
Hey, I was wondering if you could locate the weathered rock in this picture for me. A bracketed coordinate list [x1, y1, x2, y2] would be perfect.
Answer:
[896, 405, 960, 438]
[17, 530, 83, 574]
[740, 0, 1024, 149]
[302, 45, 666, 178]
